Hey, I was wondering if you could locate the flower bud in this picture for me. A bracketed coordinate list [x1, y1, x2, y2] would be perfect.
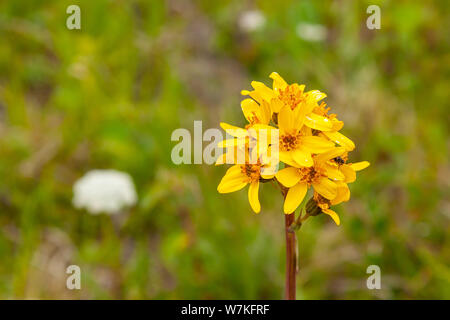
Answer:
[305, 197, 322, 216]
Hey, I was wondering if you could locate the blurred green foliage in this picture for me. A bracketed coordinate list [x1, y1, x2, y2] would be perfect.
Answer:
[0, 0, 448, 299]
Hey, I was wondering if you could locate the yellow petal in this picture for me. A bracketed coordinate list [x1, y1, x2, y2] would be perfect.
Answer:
[350, 161, 370, 171]
[250, 124, 278, 132]
[218, 180, 247, 193]
[292, 148, 313, 167]
[313, 177, 337, 200]
[251, 81, 275, 102]
[278, 106, 295, 133]
[340, 164, 356, 183]
[323, 131, 355, 151]
[260, 100, 272, 124]
[240, 99, 272, 125]
[270, 97, 284, 113]
[259, 146, 279, 169]
[217, 138, 247, 148]
[304, 113, 333, 131]
[241, 98, 259, 123]
[216, 146, 249, 165]
[275, 167, 302, 187]
[301, 136, 335, 153]
[269, 72, 288, 91]
[315, 147, 346, 163]
[217, 165, 247, 193]
[306, 90, 327, 102]
[322, 208, 340, 225]
[296, 84, 306, 93]
[331, 182, 350, 205]
[332, 120, 344, 131]
[216, 149, 236, 165]
[248, 181, 261, 213]
[292, 107, 306, 129]
[241, 89, 263, 104]
[220, 122, 248, 138]
[325, 164, 345, 181]
[284, 182, 308, 214]
[224, 164, 242, 176]
[279, 151, 299, 167]
[301, 125, 313, 136]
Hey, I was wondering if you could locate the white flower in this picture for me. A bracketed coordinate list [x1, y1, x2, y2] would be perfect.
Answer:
[296, 23, 327, 42]
[73, 170, 137, 214]
[239, 10, 266, 32]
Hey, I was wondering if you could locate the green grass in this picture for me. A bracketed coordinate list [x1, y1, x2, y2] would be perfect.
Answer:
[0, 0, 448, 299]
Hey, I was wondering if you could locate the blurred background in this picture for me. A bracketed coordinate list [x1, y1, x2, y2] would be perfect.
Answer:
[0, 0, 449, 299]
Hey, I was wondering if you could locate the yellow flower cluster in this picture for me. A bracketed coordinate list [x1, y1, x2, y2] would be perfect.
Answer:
[216, 72, 369, 225]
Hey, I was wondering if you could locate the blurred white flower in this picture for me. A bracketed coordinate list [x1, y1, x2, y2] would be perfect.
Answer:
[296, 23, 327, 42]
[239, 10, 266, 32]
[73, 170, 137, 214]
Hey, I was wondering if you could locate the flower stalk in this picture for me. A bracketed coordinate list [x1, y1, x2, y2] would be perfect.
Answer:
[284, 210, 296, 300]
[215, 72, 370, 300]
[279, 182, 297, 300]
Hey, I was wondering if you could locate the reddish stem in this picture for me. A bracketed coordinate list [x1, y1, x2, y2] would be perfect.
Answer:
[284, 213, 296, 300]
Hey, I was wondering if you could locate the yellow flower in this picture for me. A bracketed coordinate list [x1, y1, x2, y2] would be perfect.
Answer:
[275, 147, 349, 214]
[329, 152, 370, 183]
[241, 72, 333, 132]
[304, 154, 369, 225]
[241, 98, 272, 127]
[276, 106, 335, 167]
[216, 72, 370, 220]
[216, 122, 278, 165]
[313, 102, 343, 131]
[217, 148, 276, 213]
[314, 102, 355, 151]
[305, 153, 370, 224]
[312, 184, 350, 225]
[216, 122, 250, 148]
